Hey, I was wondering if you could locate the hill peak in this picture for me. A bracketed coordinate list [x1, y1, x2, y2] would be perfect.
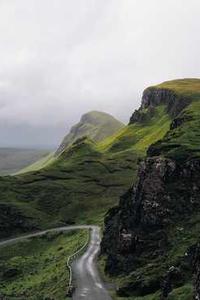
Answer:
[56, 111, 124, 156]
[130, 78, 200, 124]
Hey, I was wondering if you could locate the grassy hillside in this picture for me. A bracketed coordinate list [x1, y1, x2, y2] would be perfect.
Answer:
[0, 148, 50, 176]
[56, 111, 125, 156]
[16, 153, 55, 175]
[0, 229, 88, 299]
[101, 79, 200, 300]
[0, 89, 175, 239]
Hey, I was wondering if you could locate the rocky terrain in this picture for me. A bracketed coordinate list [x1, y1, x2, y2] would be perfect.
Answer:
[102, 79, 200, 299]
[1, 78, 200, 299]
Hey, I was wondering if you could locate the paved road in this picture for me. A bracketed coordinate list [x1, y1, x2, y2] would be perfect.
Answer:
[0, 225, 91, 247]
[0, 225, 112, 300]
[72, 226, 112, 300]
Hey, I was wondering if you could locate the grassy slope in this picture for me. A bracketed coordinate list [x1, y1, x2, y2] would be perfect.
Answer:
[0, 229, 88, 300]
[100, 79, 200, 300]
[0, 103, 171, 240]
[56, 111, 125, 156]
[0, 148, 50, 176]
[147, 79, 200, 161]
[16, 153, 55, 175]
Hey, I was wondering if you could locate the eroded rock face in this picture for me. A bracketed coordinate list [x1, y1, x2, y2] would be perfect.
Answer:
[193, 244, 200, 300]
[129, 88, 190, 124]
[101, 156, 200, 284]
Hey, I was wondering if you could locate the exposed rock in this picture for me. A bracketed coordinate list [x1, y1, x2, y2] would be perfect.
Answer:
[193, 244, 200, 300]
[101, 156, 200, 295]
[160, 266, 183, 299]
[129, 88, 191, 124]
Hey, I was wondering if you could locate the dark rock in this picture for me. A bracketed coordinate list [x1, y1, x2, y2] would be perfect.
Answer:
[160, 266, 183, 299]
[193, 243, 200, 300]
[1, 267, 20, 280]
[101, 155, 200, 295]
[129, 88, 191, 125]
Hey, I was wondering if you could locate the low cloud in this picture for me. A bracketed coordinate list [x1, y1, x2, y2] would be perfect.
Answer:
[0, 0, 199, 147]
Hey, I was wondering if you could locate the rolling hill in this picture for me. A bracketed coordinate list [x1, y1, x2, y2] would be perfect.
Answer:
[55, 111, 125, 155]
[0, 103, 171, 239]
[1, 79, 200, 299]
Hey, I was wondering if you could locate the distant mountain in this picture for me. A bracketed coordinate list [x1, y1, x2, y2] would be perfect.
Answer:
[0, 148, 50, 175]
[55, 111, 124, 155]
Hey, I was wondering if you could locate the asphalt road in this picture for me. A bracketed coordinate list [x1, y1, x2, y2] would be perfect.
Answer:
[0, 225, 112, 300]
[72, 226, 112, 300]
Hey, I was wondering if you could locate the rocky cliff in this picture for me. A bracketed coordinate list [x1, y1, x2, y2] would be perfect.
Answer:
[130, 87, 190, 125]
[101, 79, 200, 298]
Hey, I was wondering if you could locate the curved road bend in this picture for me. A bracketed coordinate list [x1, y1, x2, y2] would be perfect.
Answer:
[72, 226, 112, 300]
[0, 225, 112, 300]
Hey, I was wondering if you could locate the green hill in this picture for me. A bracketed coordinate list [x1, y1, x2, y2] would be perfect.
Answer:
[0, 100, 172, 239]
[101, 78, 200, 299]
[1, 78, 200, 299]
[56, 111, 125, 155]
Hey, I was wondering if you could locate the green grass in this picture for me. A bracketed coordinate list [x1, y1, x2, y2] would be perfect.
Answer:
[0, 229, 88, 300]
[98, 106, 171, 154]
[149, 101, 200, 160]
[168, 284, 193, 300]
[15, 153, 55, 175]
[0, 104, 172, 239]
[155, 78, 200, 100]
[56, 111, 124, 156]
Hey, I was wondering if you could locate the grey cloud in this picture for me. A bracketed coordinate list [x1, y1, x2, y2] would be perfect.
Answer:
[0, 0, 199, 147]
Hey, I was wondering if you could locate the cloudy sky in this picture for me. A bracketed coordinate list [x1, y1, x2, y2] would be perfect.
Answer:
[0, 0, 199, 148]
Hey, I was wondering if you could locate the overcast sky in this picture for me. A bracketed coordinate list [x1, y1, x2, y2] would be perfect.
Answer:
[0, 0, 199, 148]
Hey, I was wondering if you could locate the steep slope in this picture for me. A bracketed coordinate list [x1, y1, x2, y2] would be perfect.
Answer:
[0, 99, 172, 240]
[56, 111, 124, 155]
[0, 148, 50, 175]
[101, 79, 200, 299]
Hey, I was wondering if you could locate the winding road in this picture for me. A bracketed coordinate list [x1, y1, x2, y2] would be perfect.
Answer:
[0, 225, 112, 300]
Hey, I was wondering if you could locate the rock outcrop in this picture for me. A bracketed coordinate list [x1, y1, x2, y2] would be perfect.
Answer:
[102, 80, 200, 297]
[129, 88, 190, 124]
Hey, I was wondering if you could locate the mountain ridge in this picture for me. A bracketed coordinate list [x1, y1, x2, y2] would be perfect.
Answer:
[101, 78, 200, 299]
[55, 110, 124, 156]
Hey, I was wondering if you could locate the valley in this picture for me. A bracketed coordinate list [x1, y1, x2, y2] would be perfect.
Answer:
[1, 79, 200, 299]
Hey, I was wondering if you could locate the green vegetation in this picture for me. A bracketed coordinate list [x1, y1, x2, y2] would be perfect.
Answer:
[2, 79, 200, 299]
[149, 99, 200, 161]
[56, 111, 125, 156]
[0, 104, 171, 239]
[0, 148, 50, 176]
[99, 79, 200, 300]
[155, 78, 200, 100]
[0, 229, 88, 299]
[16, 153, 55, 175]
[0, 91, 175, 239]
[98, 105, 171, 153]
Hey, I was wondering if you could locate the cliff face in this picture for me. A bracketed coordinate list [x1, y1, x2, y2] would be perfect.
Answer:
[130, 88, 190, 124]
[101, 80, 200, 298]
[102, 156, 200, 268]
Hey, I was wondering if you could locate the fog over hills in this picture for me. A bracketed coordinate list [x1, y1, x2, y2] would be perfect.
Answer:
[0, 0, 199, 148]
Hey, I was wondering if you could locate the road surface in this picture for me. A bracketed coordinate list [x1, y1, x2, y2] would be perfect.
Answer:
[0, 225, 112, 300]
[72, 226, 112, 300]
